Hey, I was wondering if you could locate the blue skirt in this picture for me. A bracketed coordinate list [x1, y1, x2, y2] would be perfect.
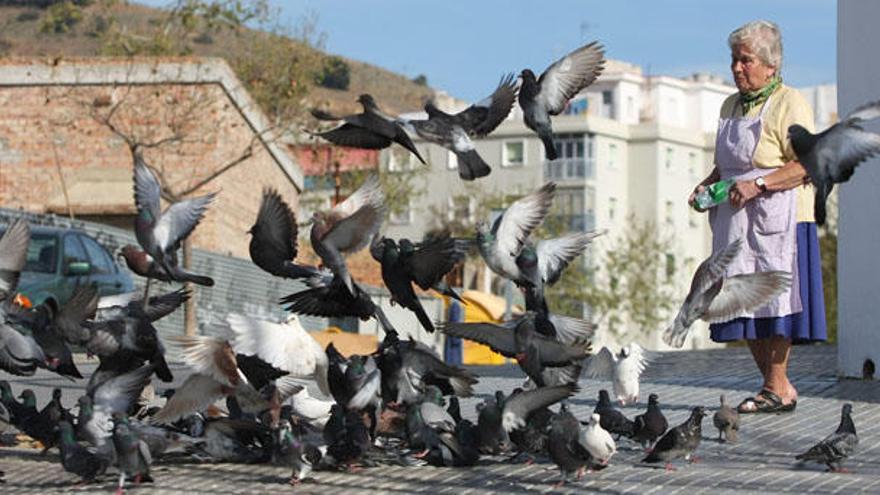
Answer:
[710, 222, 827, 343]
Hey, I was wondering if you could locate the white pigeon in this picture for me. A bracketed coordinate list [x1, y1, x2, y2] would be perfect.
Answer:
[579, 413, 617, 466]
[226, 312, 330, 397]
[584, 343, 650, 406]
[286, 383, 333, 429]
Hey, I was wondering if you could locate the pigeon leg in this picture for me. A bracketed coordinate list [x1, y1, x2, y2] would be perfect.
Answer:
[413, 449, 431, 459]
[142, 278, 152, 311]
[664, 463, 676, 472]
[115, 471, 125, 495]
[288, 476, 301, 485]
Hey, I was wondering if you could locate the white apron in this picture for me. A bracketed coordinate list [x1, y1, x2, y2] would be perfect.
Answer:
[709, 94, 801, 319]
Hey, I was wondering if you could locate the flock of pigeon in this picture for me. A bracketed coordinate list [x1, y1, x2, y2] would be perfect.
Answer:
[1, 38, 877, 490]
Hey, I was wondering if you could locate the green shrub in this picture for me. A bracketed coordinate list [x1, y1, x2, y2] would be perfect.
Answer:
[316, 56, 350, 90]
[39, 1, 83, 33]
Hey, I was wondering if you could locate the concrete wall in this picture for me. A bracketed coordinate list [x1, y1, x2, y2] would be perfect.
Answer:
[837, 1, 880, 378]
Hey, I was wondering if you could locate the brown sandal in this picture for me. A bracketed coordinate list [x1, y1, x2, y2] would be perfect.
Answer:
[738, 389, 796, 414]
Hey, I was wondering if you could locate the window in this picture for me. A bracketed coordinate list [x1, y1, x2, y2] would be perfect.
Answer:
[665, 147, 674, 171]
[665, 200, 674, 224]
[80, 235, 115, 274]
[546, 134, 589, 180]
[601, 90, 615, 119]
[608, 197, 617, 221]
[447, 151, 458, 170]
[502, 140, 525, 167]
[23, 233, 57, 273]
[62, 234, 88, 273]
[627, 95, 636, 121]
[608, 143, 618, 168]
[688, 151, 698, 176]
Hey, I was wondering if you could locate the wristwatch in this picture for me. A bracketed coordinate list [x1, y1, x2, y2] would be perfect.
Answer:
[755, 176, 768, 193]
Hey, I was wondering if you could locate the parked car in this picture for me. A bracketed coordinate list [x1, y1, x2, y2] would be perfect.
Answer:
[0, 224, 135, 314]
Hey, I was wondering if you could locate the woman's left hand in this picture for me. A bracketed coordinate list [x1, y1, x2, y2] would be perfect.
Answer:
[729, 180, 761, 209]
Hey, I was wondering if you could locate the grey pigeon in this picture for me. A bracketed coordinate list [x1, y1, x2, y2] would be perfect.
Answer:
[79, 365, 155, 454]
[663, 239, 792, 348]
[519, 41, 605, 159]
[112, 414, 154, 493]
[310, 174, 385, 296]
[401, 74, 518, 180]
[476, 390, 508, 454]
[132, 154, 216, 284]
[477, 182, 555, 284]
[276, 419, 323, 484]
[312, 94, 425, 164]
[548, 404, 592, 486]
[796, 403, 858, 472]
[713, 394, 739, 443]
[501, 383, 578, 434]
[632, 393, 668, 449]
[594, 389, 635, 439]
[642, 406, 707, 470]
[0, 218, 29, 304]
[789, 100, 880, 225]
[248, 188, 320, 280]
[438, 311, 590, 387]
[406, 386, 455, 453]
[58, 420, 111, 484]
[0, 317, 47, 376]
[119, 244, 213, 286]
[370, 234, 465, 332]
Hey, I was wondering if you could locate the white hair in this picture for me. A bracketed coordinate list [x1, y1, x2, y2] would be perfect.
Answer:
[728, 20, 783, 73]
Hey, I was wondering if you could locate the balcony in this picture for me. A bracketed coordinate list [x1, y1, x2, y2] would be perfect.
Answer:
[543, 158, 593, 182]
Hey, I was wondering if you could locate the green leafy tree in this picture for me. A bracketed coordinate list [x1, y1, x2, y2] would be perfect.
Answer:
[316, 56, 350, 90]
[40, 0, 83, 33]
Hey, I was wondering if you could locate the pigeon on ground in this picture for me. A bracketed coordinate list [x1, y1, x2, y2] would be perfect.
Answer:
[18, 389, 62, 452]
[642, 406, 707, 470]
[548, 404, 592, 486]
[227, 313, 330, 397]
[438, 311, 590, 387]
[796, 403, 858, 472]
[593, 389, 635, 439]
[585, 344, 650, 405]
[323, 403, 371, 470]
[519, 41, 605, 160]
[325, 344, 381, 417]
[789, 100, 880, 225]
[581, 412, 617, 466]
[78, 365, 155, 454]
[112, 414, 153, 494]
[400, 74, 518, 180]
[248, 188, 320, 280]
[310, 174, 385, 296]
[476, 390, 509, 454]
[276, 419, 323, 484]
[501, 383, 578, 435]
[632, 393, 668, 449]
[375, 332, 477, 406]
[370, 234, 466, 333]
[477, 182, 556, 284]
[57, 420, 111, 484]
[663, 239, 792, 348]
[713, 394, 739, 443]
[406, 386, 456, 453]
[311, 94, 426, 164]
[132, 154, 216, 285]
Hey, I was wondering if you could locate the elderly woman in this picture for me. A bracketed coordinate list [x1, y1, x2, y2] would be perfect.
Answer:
[688, 20, 826, 414]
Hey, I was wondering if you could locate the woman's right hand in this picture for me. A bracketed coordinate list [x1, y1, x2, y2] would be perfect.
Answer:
[689, 184, 707, 212]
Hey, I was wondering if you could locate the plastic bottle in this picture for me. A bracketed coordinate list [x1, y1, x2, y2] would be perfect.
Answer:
[694, 179, 734, 210]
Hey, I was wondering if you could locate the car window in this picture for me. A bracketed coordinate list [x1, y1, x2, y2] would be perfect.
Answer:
[80, 235, 115, 274]
[26, 233, 58, 274]
[62, 234, 89, 270]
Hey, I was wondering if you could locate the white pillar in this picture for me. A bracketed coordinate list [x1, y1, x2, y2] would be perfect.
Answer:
[837, 0, 880, 378]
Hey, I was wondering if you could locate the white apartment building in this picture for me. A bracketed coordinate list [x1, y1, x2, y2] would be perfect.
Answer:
[377, 61, 835, 350]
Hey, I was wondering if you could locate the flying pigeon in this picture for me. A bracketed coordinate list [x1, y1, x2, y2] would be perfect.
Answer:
[642, 406, 707, 470]
[789, 100, 880, 225]
[311, 94, 426, 164]
[713, 394, 740, 443]
[248, 188, 320, 280]
[585, 343, 650, 405]
[119, 245, 214, 286]
[796, 403, 858, 472]
[310, 174, 385, 296]
[132, 155, 216, 284]
[477, 182, 556, 284]
[0, 217, 29, 304]
[400, 74, 518, 180]
[632, 393, 669, 449]
[663, 239, 792, 348]
[519, 41, 605, 160]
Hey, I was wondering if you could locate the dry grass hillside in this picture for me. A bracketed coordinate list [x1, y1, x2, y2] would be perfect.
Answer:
[0, 1, 433, 115]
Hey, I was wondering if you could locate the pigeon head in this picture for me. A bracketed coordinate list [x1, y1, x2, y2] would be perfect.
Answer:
[520, 69, 537, 83]
[598, 389, 611, 404]
[648, 393, 659, 405]
[475, 221, 490, 239]
[52, 388, 62, 401]
[589, 412, 601, 426]
[19, 390, 36, 407]
[357, 94, 378, 110]
[0, 381, 11, 399]
[842, 403, 853, 415]
[77, 395, 93, 414]
[424, 385, 445, 406]
[787, 124, 811, 154]
[690, 406, 707, 419]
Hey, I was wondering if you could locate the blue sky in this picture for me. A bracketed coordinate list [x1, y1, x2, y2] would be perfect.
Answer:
[146, 1, 838, 102]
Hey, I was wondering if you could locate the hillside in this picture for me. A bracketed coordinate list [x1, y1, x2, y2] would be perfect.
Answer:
[0, 1, 434, 115]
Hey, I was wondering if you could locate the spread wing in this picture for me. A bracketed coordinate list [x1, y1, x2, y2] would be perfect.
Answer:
[153, 192, 216, 251]
[456, 73, 519, 137]
[537, 41, 605, 115]
[0, 218, 29, 300]
[493, 182, 556, 260]
[584, 346, 615, 380]
[703, 271, 792, 323]
[437, 321, 518, 357]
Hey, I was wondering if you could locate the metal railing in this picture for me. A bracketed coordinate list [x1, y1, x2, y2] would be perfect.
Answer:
[543, 158, 593, 182]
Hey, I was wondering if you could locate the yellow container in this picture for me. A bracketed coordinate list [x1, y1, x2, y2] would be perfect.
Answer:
[455, 290, 518, 366]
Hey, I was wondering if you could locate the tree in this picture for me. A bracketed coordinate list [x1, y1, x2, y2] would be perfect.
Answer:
[411, 74, 428, 86]
[316, 56, 350, 90]
[579, 216, 681, 337]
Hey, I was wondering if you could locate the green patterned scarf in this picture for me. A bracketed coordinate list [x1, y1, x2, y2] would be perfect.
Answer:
[740, 75, 781, 114]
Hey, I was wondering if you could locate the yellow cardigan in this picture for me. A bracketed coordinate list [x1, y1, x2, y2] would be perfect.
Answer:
[718, 84, 816, 223]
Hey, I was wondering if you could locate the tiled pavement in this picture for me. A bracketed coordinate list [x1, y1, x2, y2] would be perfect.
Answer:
[2, 344, 879, 494]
